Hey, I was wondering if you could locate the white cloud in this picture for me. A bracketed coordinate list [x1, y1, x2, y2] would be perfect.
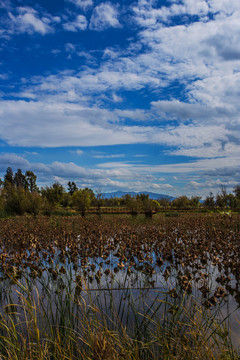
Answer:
[93, 154, 126, 159]
[8, 7, 54, 35]
[67, 0, 93, 11]
[170, 142, 240, 158]
[71, 149, 84, 155]
[94, 157, 240, 182]
[0, 73, 8, 80]
[0, 96, 237, 160]
[186, 178, 239, 194]
[146, 157, 240, 175]
[132, 0, 209, 28]
[63, 15, 88, 31]
[112, 93, 123, 103]
[28, 66, 160, 98]
[116, 109, 149, 121]
[89, 3, 121, 31]
[0, 100, 151, 147]
[151, 99, 232, 122]
[0, 153, 30, 168]
[208, 0, 240, 15]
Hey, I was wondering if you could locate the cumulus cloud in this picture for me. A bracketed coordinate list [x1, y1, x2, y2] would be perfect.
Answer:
[208, 0, 240, 15]
[133, 0, 209, 27]
[0, 153, 30, 168]
[89, 3, 121, 30]
[63, 14, 88, 31]
[8, 7, 55, 35]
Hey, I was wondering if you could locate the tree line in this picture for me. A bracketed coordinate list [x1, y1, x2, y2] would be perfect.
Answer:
[0, 167, 239, 216]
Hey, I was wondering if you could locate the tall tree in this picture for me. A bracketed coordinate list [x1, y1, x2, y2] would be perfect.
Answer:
[14, 169, 26, 188]
[4, 167, 14, 187]
[25, 171, 38, 192]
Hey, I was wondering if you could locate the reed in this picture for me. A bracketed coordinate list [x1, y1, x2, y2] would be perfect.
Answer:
[0, 273, 238, 360]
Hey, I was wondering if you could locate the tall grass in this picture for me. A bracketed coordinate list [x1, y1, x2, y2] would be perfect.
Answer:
[0, 273, 238, 360]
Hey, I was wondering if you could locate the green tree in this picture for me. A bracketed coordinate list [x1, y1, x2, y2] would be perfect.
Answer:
[124, 194, 139, 216]
[215, 194, 226, 209]
[4, 187, 30, 215]
[189, 196, 201, 209]
[84, 187, 95, 204]
[136, 194, 154, 218]
[215, 186, 228, 209]
[171, 196, 189, 210]
[14, 169, 26, 188]
[203, 192, 215, 209]
[61, 192, 71, 208]
[232, 185, 240, 209]
[226, 193, 237, 209]
[41, 182, 65, 208]
[4, 167, 14, 187]
[95, 189, 104, 216]
[25, 171, 38, 192]
[70, 188, 91, 216]
[67, 181, 78, 195]
[26, 191, 42, 215]
[233, 185, 240, 199]
[158, 198, 171, 210]
[152, 200, 160, 212]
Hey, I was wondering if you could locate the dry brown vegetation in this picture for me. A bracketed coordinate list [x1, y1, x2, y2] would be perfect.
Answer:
[0, 213, 239, 306]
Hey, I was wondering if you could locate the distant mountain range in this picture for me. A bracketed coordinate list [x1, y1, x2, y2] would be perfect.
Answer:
[102, 191, 175, 201]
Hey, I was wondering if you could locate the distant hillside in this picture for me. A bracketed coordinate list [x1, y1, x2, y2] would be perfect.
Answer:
[102, 191, 174, 201]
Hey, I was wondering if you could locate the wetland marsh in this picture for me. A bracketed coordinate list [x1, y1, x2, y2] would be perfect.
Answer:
[0, 213, 239, 359]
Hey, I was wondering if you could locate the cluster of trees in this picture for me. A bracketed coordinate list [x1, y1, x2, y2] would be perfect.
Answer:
[0, 167, 40, 215]
[122, 189, 240, 213]
[203, 185, 240, 210]
[0, 168, 96, 216]
[0, 167, 240, 216]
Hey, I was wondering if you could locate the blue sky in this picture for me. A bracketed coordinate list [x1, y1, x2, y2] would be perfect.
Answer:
[0, 0, 240, 197]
